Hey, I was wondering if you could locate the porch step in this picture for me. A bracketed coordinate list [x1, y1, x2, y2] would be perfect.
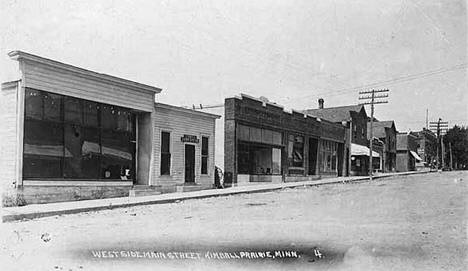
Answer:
[129, 186, 162, 197]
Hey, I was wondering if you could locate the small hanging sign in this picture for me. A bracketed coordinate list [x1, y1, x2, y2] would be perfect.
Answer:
[181, 134, 199, 143]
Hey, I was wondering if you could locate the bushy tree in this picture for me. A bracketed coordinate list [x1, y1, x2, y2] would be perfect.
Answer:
[443, 125, 468, 169]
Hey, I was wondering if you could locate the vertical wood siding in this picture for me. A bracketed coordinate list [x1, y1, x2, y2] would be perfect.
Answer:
[0, 84, 19, 186]
[152, 106, 217, 187]
[22, 60, 155, 112]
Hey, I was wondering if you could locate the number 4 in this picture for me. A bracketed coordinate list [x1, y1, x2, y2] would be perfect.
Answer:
[314, 249, 323, 259]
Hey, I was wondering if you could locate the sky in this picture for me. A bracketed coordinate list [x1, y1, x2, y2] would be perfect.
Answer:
[1, 0, 467, 132]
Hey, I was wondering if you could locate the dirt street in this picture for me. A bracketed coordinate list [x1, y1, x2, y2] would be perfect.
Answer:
[1, 171, 467, 271]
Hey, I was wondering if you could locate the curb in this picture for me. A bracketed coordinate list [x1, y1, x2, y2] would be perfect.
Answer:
[2, 171, 433, 222]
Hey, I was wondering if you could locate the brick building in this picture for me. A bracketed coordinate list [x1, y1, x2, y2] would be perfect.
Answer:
[413, 129, 437, 167]
[224, 94, 346, 187]
[303, 99, 378, 176]
[367, 120, 398, 172]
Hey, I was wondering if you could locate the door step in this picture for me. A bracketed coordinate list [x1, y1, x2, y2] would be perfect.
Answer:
[129, 186, 162, 197]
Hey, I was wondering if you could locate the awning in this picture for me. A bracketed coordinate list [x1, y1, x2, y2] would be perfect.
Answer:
[410, 151, 422, 161]
[351, 143, 380, 157]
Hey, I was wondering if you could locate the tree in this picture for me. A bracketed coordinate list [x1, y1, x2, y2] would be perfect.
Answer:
[443, 125, 468, 169]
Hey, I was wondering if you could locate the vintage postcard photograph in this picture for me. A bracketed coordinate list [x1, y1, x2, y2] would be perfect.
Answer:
[0, 0, 467, 270]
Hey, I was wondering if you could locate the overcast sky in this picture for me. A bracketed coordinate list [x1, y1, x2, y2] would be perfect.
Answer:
[1, 0, 466, 131]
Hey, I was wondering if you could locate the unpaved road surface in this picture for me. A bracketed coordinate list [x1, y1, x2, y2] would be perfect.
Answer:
[1, 171, 467, 270]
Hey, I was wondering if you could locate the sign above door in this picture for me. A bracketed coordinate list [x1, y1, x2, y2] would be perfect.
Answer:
[181, 134, 199, 143]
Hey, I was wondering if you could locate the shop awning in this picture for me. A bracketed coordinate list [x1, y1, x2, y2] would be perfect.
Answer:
[351, 143, 380, 157]
[410, 151, 422, 161]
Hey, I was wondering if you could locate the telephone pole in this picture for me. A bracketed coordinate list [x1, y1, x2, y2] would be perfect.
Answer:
[429, 118, 448, 169]
[449, 142, 453, 170]
[359, 89, 389, 180]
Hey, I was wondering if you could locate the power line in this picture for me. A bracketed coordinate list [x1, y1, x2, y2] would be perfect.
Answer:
[359, 89, 390, 180]
[290, 63, 467, 100]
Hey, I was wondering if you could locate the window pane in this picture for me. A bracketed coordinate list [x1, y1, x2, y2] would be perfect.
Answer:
[64, 97, 82, 124]
[201, 156, 208, 174]
[202, 137, 208, 155]
[272, 148, 281, 174]
[255, 147, 272, 174]
[101, 130, 133, 179]
[272, 131, 282, 145]
[83, 101, 99, 127]
[25, 89, 43, 120]
[43, 93, 61, 122]
[262, 129, 273, 144]
[238, 125, 249, 141]
[81, 127, 101, 179]
[23, 156, 62, 178]
[117, 108, 132, 132]
[161, 153, 171, 175]
[292, 136, 304, 167]
[63, 125, 102, 179]
[161, 132, 170, 153]
[250, 128, 262, 142]
[237, 143, 251, 174]
[101, 105, 117, 130]
[63, 124, 84, 178]
[23, 119, 63, 178]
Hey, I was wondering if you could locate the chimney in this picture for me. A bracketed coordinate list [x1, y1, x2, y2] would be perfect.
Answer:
[318, 98, 324, 109]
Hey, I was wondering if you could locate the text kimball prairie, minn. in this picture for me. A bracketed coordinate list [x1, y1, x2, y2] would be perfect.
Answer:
[91, 250, 300, 260]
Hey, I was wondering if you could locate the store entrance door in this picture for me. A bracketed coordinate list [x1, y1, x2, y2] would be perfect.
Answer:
[185, 144, 195, 183]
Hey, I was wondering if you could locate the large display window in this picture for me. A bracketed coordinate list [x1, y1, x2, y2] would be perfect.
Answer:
[321, 140, 338, 173]
[23, 88, 136, 181]
[238, 142, 281, 175]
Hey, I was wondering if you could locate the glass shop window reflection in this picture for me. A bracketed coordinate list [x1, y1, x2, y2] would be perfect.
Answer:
[23, 88, 136, 181]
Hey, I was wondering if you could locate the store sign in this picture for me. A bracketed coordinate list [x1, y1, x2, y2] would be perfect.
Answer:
[181, 134, 199, 143]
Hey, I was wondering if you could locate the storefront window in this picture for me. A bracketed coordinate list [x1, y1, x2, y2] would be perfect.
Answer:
[237, 143, 282, 175]
[289, 135, 304, 168]
[321, 140, 338, 172]
[43, 93, 62, 122]
[23, 88, 136, 181]
[201, 136, 209, 174]
[25, 89, 43, 120]
[23, 120, 63, 178]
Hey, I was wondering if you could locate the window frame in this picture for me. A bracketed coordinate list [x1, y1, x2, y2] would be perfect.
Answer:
[160, 130, 172, 176]
[201, 136, 209, 175]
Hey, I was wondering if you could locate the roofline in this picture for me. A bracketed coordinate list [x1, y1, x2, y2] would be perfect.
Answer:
[155, 102, 221, 119]
[229, 93, 346, 128]
[304, 104, 363, 111]
[1, 79, 21, 90]
[8, 50, 162, 94]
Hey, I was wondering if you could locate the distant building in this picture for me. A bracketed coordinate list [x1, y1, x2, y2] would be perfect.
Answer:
[224, 94, 347, 187]
[412, 129, 437, 168]
[396, 132, 422, 172]
[303, 99, 378, 176]
[367, 120, 398, 172]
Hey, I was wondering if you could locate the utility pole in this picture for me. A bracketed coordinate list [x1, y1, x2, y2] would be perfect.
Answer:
[426, 109, 428, 129]
[359, 89, 389, 180]
[449, 142, 453, 170]
[429, 118, 448, 169]
[441, 134, 445, 168]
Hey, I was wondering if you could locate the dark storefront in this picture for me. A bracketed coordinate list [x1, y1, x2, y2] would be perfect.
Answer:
[23, 88, 137, 181]
[224, 94, 346, 187]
